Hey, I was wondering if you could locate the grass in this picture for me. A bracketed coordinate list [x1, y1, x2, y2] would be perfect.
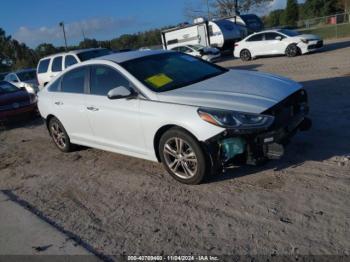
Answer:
[298, 23, 350, 39]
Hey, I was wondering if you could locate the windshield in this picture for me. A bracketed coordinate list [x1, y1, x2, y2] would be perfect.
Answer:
[120, 53, 228, 92]
[188, 44, 204, 51]
[0, 81, 19, 94]
[279, 29, 300, 37]
[77, 49, 114, 61]
[17, 70, 36, 81]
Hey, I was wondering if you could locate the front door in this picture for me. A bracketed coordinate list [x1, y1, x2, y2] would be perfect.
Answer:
[84, 65, 146, 155]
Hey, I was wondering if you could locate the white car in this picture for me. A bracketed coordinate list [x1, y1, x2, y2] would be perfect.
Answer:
[36, 48, 113, 88]
[170, 44, 221, 62]
[4, 69, 39, 94]
[234, 29, 323, 61]
[38, 50, 311, 184]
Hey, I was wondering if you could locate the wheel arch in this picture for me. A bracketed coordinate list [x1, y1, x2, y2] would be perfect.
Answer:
[153, 124, 199, 162]
[45, 114, 57, 131]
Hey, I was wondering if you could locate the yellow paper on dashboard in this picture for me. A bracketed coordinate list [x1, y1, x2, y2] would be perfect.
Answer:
[145, 73, 173, 88]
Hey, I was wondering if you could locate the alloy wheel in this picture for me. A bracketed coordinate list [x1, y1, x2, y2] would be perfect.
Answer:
[163, 137, 198, 179]
[50, 122, 67, 149]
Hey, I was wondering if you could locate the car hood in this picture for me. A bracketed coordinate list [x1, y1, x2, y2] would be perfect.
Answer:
[296, 34, 321, 41]
[0, 90, 30, 106]
[155, 70, 302, 114]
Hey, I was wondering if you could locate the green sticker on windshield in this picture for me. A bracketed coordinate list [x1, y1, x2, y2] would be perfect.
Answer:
[145, 73, 173, 88]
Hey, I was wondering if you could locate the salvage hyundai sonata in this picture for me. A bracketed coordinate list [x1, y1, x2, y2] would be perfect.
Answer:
[38, 50, 311, 184]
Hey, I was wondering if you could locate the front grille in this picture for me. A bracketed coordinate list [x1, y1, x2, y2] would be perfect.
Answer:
[263, 89, 308, 129]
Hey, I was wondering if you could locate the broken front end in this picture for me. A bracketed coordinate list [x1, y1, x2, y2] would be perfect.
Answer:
[199, 89, 312, 172]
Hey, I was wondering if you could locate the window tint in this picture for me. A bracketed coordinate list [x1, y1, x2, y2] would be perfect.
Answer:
[265, 32, 283, 40]
[90, 66, 130, 96]
[38, 59, 50, 73]
[61, 67, 86, 94]
[52, 56, 63, 72]
[64, 55, 78, 68]
[77, 49, 113, 62]
[48, 78, 61, 92]
[247, 34, 263, 42]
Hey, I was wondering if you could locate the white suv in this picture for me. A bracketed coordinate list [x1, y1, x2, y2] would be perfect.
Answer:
[36, 48, 113, 88]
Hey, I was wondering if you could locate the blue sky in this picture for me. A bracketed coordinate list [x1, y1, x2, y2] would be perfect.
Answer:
[2, 0, 286, 48]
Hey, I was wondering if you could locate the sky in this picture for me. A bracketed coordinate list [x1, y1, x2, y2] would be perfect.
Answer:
[1, 0, 286, 48]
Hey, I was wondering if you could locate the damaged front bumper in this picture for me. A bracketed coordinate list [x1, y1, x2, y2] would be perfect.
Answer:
[203, 89, 312, 172]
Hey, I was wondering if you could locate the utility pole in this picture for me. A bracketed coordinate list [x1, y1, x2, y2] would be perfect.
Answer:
[206, 0, 211, 20]
[59, 22, 68, 51]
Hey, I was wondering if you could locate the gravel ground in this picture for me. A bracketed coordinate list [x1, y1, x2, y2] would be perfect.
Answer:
[0, 38, 350, 258]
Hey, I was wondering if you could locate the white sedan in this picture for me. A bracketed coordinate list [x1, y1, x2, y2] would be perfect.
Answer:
[5, 69, 39, 94]
[170, 44, 221, 62]
[38, 50, 311, 184]
[234, 29, 323, 61]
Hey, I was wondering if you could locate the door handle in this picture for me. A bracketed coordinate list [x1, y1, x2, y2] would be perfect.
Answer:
[54, 101, 63, 105]
[86, 106, 99, 111]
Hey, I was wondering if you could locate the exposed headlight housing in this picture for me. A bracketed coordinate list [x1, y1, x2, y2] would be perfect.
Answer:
[198, 108, 274, 133]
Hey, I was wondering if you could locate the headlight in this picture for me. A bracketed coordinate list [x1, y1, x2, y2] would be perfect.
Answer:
[301, 39, 309, 44]
[198, 108, 274, 131]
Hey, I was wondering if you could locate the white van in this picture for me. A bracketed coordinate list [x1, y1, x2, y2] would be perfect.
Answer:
[36, 48, 113, 88]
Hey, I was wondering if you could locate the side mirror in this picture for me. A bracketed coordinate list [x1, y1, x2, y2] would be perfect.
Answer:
[275, 36, 282, 41]
[107, 86, 137, 100]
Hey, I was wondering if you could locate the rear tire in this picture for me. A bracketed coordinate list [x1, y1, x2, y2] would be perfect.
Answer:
[159, 128, 208, 185]
[285, 44, 299, 57]
[48, 117, 73, 152]
[240, 49, 251, 61]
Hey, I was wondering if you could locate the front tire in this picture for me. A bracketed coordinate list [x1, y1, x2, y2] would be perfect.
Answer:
[285, 44, 299, 57]
[159, 128, 208, 185]
[240, 49, 251, 61]
[48, 117, 73, 152]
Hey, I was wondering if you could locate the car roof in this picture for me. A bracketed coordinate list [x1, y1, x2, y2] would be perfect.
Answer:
[95, 49, 172, 64]
[39, 48, 108, 60]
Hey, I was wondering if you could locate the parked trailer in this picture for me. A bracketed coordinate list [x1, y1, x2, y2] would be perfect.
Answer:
[227, 14, 264, 33]
[161, 19, 247, 52]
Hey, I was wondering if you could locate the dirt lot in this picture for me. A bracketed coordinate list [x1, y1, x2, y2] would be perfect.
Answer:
[1, 38, 350, 258]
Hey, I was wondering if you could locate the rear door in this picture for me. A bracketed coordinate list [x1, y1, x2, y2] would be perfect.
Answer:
[262, 32, 286, 55]
[37, 58, 51, 86]
[197, 24, 209, 47]
[51, 66, 93, 143]
[50, 56, 63, 80]
[245, 33, 264, 56]
[84, 64, 146, 155]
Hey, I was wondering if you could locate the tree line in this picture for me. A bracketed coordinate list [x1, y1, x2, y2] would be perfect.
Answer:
[263, 0, 349, 28]
[0, 27, 164, 73]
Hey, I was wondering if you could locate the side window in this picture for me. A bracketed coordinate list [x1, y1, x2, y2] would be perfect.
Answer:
[247, 34, 263, 42]
[265, 32, 282, 40]
[51, 56, 63, 72]
[48, 78, 61, 92]
[64, 55, 78, 69]
[61, 67, 86, 94]
[38, 59, 50, 73]
[90, 65, 130, 96]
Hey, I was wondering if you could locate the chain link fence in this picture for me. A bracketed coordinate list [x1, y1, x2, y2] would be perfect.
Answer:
[297, 12, 350, 39]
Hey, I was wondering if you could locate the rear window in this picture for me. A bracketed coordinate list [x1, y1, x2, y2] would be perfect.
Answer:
[38, 59, 50, 73]
[52, 56, 63, 72]
[64, 55, 78, 68]
[61, 67, 86, 94]
[77, 49, 113, 62]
